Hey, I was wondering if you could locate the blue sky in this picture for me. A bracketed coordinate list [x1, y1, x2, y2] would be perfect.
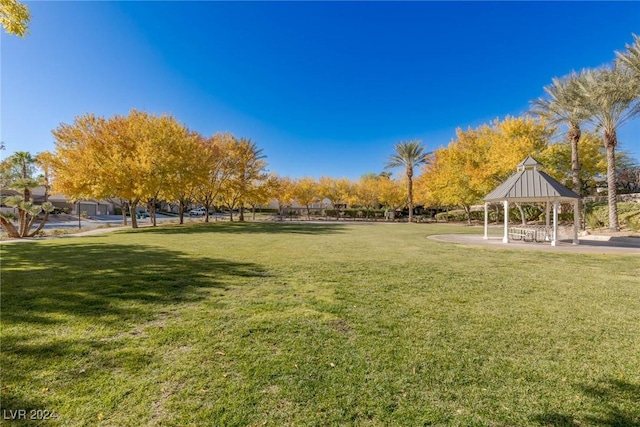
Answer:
[2, 1, 639, 179]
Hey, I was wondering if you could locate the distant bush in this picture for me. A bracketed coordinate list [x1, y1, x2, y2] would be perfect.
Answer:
[256, 208, 279, 214]
[435, 209, 484, 222]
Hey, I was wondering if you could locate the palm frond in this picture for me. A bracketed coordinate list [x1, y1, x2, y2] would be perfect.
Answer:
[385, 140, 429, 170]
[616, 33, 640, 78]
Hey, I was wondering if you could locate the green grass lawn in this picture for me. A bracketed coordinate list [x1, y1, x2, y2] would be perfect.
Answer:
[2, 222, 639, 426]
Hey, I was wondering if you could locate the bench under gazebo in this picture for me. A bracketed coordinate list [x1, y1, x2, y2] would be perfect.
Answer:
[483, 157, 580, 246]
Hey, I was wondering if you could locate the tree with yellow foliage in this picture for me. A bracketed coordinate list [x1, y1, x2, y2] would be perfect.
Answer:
[133, 113, 197, 226]
[483, 116, 553, 186]
[1, 0, 30, 37]
[417, 143, 485, 224]
[317, 177, 353, 220]
[416, 116, 553, 224]
[51, 110, 196, 228]
[291, 177, 319, 220]
[154, 123, 202, 225]
[353, 173, 384, 218]
[193, 133, 234, 223]
[218, 138, 268, 222]
[377, 176, 406, 221]
[268, 175, 296, 219]
[538, 131, 637, 195]
[51, 113, 140, 225]
[245, 176, 274, 221]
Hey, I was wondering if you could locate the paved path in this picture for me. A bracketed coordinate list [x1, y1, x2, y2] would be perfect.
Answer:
[429, 234, 640, 255]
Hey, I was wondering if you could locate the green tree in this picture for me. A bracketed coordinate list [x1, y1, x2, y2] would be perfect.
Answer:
[577, 66, 640, 231]
[0, 151, 54, 238]
[538, 131, 606, 194]
[385, 140, 429, 223]
[531, 72, 589, 197]
[1, 0, 30, 37]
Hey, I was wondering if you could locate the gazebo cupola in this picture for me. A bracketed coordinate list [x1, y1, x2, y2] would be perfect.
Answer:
[518, 156, 540, 172]
[483, 156, 581, 246]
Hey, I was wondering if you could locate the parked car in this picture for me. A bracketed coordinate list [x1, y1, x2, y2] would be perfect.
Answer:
[189, 207, 207, 216]
[136, 211, 150, 219]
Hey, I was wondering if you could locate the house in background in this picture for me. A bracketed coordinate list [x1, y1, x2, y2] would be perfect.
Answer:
[0, 186, 115, 217]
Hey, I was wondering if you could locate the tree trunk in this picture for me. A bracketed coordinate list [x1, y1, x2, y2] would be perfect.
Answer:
[0, 216, 20, 238]
[604, 130, 619, 231]
[25, 212, 40, 236]
[28, 212, 50, 237]
[516, 203, 527, 225]
[204, 200, 211, 223]
[129, 203, 138, 229]
[568, 125, 581, 194]
[407, 171, 414, 223]
[239, 206, 245, 222]
[569, 124, 582, 230]
[18, 209, 28, 236]
[150, 200, 157, 227]
[121, 202, 128, 226]
[464, 205, 472, 226]
[179, 200, 185, 225]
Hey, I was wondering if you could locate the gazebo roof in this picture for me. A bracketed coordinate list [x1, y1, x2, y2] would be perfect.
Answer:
[484, 156, 580, 202]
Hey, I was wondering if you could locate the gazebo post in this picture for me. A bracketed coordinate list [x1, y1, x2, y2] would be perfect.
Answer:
[551, 200, 559, 247]
[572, 199, 579, 245]
[483, 202, 489, 240]
[503, 200, 509, 243]
[545, 201, 551, 241]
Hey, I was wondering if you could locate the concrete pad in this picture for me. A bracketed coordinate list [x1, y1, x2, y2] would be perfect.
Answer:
[429, 234, 640, 255]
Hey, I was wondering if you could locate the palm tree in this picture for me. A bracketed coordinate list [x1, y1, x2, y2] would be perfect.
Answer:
[577, 66, 640, 231]
[616, 34, 640, 80]
[385, 140, 429, 223]
[530, 72, 589, 197]
[0, 151, 53, 237]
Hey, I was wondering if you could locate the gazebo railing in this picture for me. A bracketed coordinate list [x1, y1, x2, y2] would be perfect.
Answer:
[508, 225, 551, 243]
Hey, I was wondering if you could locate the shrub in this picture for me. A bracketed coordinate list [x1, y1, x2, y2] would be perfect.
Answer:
[435, 209, 484, 223]
[626, 216, 640, 232]
[584, 202, 640, 231]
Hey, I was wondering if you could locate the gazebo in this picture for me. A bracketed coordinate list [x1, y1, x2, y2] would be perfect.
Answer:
[483, 157, 581, 246]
